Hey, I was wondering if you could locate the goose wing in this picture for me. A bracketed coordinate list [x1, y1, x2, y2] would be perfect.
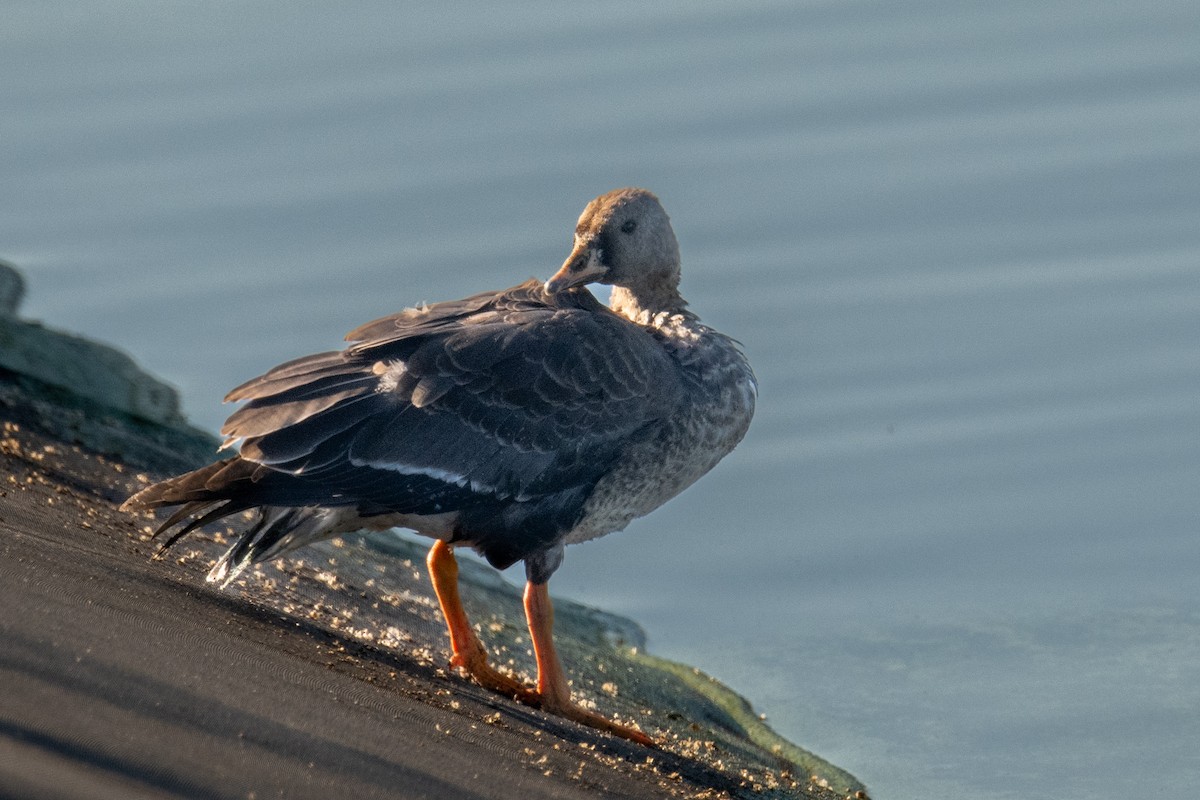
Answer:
[219, 280, 684, 514]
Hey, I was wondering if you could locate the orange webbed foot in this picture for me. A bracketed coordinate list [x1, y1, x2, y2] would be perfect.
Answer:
[448, 639, 539, 705]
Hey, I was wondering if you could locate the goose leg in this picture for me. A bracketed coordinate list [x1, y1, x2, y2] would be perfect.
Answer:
[523, 581, 655, 747]
[426, 541, 535, 702]
[426, 541, 653, 745]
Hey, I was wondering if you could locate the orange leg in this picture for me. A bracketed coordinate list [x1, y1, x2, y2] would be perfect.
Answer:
[426, 541, 535, 703]
[425, 542, 654, 746]
[524, 581, 655, 747]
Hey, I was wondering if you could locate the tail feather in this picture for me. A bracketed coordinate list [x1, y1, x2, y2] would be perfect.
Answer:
[121, 459, 252, 511]
[154, 501, 242, 554]
[154, 501, 212, 535]
[206, 506, 350, 587]
[121, 458, 333, 573]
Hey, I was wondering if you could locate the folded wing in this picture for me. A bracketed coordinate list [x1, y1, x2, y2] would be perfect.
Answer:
[218, 279, 684, 518]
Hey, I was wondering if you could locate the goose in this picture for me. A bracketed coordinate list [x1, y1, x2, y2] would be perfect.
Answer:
[123, 187, 757, 745]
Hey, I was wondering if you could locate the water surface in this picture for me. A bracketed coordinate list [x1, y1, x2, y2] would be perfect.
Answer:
[4, 2, 1199, 797]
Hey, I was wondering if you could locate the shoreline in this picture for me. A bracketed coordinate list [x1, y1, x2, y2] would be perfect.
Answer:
[0, 262, 867, 799]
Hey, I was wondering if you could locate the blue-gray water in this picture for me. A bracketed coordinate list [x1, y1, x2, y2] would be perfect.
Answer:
[4, 3, 1199, 798]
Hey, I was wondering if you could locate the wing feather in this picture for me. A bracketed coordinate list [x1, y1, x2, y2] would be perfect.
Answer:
[220, 279, 684, 515]
[224, 351, 351, 402]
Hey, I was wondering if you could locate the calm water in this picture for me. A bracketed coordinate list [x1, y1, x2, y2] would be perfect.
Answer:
[5, 2, 1199, 797]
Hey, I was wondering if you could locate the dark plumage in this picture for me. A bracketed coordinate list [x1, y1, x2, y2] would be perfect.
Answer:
[123, 188, 756, 744]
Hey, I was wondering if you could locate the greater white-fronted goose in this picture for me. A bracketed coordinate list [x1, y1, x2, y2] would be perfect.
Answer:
[123, 187, 757, 744]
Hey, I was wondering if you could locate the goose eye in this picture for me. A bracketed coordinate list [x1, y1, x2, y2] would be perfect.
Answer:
[620, 219, 637, 234]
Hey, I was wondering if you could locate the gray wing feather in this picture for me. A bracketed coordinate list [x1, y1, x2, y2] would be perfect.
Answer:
[219, 280, 684, 509]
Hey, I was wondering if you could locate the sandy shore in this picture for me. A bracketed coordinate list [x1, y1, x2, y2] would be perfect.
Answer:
[0, 362, 865, 800]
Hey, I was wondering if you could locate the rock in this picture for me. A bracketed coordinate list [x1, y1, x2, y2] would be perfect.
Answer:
[0, 261, 183, 426]
[0, 259, 25, 317]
